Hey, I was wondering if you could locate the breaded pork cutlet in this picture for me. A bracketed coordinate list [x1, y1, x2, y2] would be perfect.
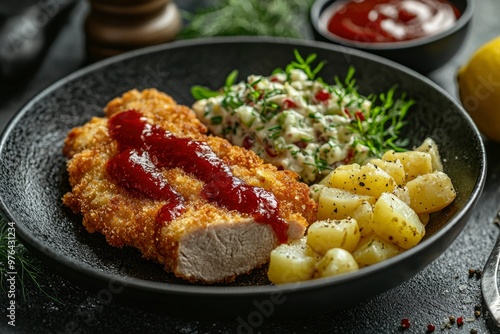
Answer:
[63, 89, 317, 283]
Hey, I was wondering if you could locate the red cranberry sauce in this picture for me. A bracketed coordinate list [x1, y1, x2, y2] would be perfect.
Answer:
[106, 109, 289, 242]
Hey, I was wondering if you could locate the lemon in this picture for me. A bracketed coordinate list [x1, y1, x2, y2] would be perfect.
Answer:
[457, 36, 500, 142]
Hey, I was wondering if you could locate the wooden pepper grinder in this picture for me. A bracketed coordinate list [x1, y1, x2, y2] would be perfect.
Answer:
[85, 0, 182, 61]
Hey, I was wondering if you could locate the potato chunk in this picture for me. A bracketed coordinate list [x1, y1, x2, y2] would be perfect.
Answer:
[306, 218, 360, 254]
[351, 201, 374, 237]
[382, 150, 433, 182]
[392, 185, 411, 206]
[317, 187, 375, 220]
[415, 137, 444, 172]
[369, 158, 406, 185]
[406, 171, 456, 214]
[372, 192, 425, 249]
[325, 163, 396, 198]
[267, 238, 318, 284]
[352, 234, 403, 266]
[315, 248, 359, 278]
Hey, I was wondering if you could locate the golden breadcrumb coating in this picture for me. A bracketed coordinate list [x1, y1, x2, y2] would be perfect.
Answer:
[63, 89, 317, 282]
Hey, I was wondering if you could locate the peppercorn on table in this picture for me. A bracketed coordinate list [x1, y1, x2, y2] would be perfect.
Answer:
[0, 0, 499, 333]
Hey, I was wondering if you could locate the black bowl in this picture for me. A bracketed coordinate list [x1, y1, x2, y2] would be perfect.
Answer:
[310, 0, 474, 73]
[0, 37, 486, 318]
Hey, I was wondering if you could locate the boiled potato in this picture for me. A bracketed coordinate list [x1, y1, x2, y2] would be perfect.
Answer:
[415, 137, 444, 172]
[325, 163, 396, 198]
[351, 201, 374, 237]
[352, 234, 403, 266]
[317, 187, 376, 220]
[372, 192, 425, 249]
[369, 158, 406, 185]
[406, 171, 456, 214]
[267, 237, 318, 284]
[382, 150, 433, 182]
[318, 174, 332, 185]
[270, 139, 455, 283]
[315, 248, 359, 278]
[307, 218, 360, 254]
[392, 185, 411, 206]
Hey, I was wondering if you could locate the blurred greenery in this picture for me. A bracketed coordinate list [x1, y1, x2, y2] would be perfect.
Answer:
[179, 0, 315, 39]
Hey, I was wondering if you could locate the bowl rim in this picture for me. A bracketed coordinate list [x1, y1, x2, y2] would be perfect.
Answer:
[0, 36, 487, 300]
[311, 0, 474, 50]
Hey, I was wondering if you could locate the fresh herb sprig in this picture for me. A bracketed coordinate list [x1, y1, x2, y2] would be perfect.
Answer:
[339, 69, 413, 157]
[191, 69, 239, 100]
[179, 0, 315, 39]
[355, 89, 413, 156]
[280, 50, 326, 82]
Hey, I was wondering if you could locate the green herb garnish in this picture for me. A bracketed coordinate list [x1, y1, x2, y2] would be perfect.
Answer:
[340, 72, 413, 157]
[305, 156, 333, 175]
[191, 69, 239, 100]
[210, 116, 223, 125]
[191, 86, 220, 100]
[285, 50, 326, 81]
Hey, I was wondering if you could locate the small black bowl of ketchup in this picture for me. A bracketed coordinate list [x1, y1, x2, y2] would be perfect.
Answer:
[311, 0, 473, 73]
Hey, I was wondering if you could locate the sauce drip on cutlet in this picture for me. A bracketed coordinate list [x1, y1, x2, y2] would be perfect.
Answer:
[106, 109, 289, 243]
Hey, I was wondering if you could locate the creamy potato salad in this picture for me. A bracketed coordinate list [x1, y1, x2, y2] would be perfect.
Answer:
[192, 53, 412, 184]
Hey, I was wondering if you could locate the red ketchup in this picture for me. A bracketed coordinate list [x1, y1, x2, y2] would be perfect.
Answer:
[106, 110, 289, 243]
[322, 0, 460, 43]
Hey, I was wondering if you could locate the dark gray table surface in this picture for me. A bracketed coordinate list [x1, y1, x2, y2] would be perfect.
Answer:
[1, 0, 500, 333]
